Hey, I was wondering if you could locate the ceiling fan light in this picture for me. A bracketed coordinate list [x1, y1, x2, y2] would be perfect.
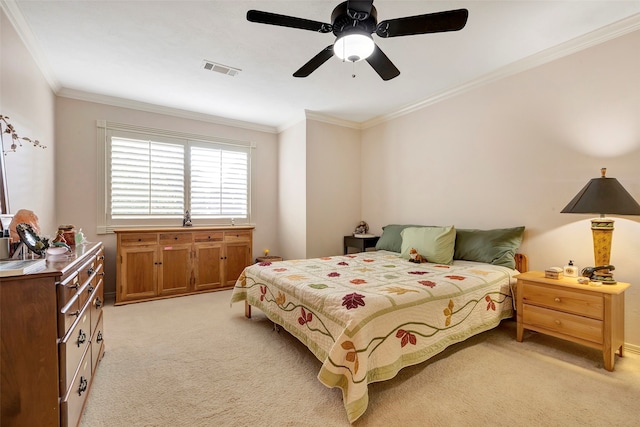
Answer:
[334, 33, 374, 62]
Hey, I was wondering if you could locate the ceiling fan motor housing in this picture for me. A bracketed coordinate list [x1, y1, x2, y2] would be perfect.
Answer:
[331, 2, 378, 37]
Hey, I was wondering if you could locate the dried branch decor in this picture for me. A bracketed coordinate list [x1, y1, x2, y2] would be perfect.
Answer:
[0, 115, 46, 155]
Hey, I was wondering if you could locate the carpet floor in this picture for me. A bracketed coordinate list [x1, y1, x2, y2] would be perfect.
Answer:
[80, 290, 640, 426]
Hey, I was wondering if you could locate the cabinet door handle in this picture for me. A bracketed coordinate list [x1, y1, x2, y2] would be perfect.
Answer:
[98, 255, 105, 261]
[78, 376, 88, 396]
[96, 331, 103, 343]
[87, 267, 95, 276]
[77, 329, 87, 347]
[88, 284, 94, 294]
[95, 297, 103, 308]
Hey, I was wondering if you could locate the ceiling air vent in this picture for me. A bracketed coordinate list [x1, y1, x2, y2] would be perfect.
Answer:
[202, 60, 241, 77]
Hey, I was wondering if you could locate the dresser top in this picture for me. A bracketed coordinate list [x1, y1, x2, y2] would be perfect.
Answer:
[113, 225, 254, 233]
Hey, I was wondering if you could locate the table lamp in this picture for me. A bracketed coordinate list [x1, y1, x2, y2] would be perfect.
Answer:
[561, 168, 640, 284]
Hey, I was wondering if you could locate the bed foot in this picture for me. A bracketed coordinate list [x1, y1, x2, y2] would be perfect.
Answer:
[244, 301, 252, 318]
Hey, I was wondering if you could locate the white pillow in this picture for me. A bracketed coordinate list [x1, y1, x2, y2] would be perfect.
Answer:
[400, 226, 456, 265]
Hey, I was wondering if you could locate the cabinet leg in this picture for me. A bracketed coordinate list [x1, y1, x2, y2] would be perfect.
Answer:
[603, 351, 615, 371]
[245, 301, 252, 318]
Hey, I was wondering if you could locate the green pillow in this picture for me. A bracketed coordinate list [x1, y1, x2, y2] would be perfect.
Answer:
[454, 227, 525, 269]
[375, 224, 425, 253]
[400, 226, 456, 265]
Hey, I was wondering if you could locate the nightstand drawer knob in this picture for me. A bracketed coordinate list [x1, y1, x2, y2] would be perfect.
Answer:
[554, 297, 561, 303]
[555, 320, 561, 325]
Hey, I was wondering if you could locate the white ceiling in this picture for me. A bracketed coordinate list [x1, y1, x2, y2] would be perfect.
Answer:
[5, 1, 640, 131]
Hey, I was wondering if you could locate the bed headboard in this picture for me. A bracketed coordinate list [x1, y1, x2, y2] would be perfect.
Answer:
[515, 253, 528, 273]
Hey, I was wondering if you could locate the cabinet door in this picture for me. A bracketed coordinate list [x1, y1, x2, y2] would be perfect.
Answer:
[158, 244, 193, 296]
[119, 246, 157, 302]
[225, 241, 251, 286]
[194, 243, 223, 291]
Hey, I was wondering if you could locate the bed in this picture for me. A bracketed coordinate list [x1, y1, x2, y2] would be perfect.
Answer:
[230, 225, 526, 422]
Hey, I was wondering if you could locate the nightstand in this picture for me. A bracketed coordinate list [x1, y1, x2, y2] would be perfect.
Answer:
[344, 235, 379, 254]
[516, 271, 629, 371]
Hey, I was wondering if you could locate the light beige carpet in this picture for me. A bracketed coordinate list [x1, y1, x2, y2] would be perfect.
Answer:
[81, 290, 640, 426]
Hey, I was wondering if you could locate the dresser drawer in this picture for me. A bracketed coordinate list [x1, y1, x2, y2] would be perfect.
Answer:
[57, 271, 81, 313]
[194, 231, 224, 242]
[224, 230, 251, 242]
[59, 294, 81, 337]
[120, 233, 158, 246]
[523, 304, 603, 344]
[59, 307, 91, 396]
[159, 232, 192, 245]
[61, 350, 92, 427]
[90, 278, 105, 334]
[91, 312, 105, 374]
[521, 282, 603, 320]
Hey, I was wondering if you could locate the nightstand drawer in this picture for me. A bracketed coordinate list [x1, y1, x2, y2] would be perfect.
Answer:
[522, 304, 603, 344]
[521, 282, 603, 320]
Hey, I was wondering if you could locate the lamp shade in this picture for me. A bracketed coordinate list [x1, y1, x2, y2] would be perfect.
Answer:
[561, 168, 640, 216]
[334, 33, 375, 62]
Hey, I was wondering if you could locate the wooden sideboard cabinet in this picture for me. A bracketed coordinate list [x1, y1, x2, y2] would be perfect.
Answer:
[115, 226, 253, 305]
[1, 242, 105, 427]
[516, 271, 629, 371]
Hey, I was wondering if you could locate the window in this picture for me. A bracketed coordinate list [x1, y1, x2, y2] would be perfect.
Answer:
[97, 121, 252, 233]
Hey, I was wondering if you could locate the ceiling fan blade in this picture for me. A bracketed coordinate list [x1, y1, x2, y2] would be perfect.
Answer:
[347, 0, 374, 20]
[376, 8, 469, 38]
[293, 46, 335, 78]
[366, 45, 400, 81]
[247, 10, 332, 33]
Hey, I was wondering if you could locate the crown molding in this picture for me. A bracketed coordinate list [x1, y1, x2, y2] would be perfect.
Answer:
[361, 12, 640, 129]
[58, 88, 278, 134]
[304, 110, 362, 130]
[1, 0, 61, 92]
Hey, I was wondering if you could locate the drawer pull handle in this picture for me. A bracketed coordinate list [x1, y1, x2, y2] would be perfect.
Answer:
[96, 331, 103, 343]
[555, 320, 561, 325]
[554, 297, 561, 303]
[95, 297, 103, 308]
[69, 310, 80, 318]
[98, 255, 105, 261]
[98, 272, 106, 276]
[88, 285, 94, 294]
[78, 376, 88, 396]
[77, 329, 87, 347]
[138, 238, 142, 242]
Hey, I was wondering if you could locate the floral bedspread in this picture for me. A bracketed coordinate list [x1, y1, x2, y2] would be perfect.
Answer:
[230, 250, 516, 423]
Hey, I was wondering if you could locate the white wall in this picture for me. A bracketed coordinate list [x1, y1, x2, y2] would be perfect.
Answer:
[306, 119, 361, 258]
[55, 97, 279, 295]
[0, 9, 55, 237]
[277, 120, 306, 260]
[361, 30, 640, 347]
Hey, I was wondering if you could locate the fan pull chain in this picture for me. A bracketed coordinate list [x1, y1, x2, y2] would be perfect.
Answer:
[352, 61, 356, 78]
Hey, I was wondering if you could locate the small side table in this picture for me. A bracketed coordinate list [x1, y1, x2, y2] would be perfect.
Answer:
[516, 271, 629, 371]
[344, 235, 379, 254]
[256, 256, 283, 263]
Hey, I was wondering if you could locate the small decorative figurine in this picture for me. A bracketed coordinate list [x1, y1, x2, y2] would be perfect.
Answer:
[183, 210, 192, 227]
[354, 221, 369, 235]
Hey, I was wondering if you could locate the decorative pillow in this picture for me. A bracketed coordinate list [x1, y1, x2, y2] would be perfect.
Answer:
[375, 224, 425, 253]
[400, 226, 456, 265]
[454, 226, 525, 269]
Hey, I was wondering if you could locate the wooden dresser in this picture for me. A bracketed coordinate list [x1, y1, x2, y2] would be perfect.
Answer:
[516, 271, 629, 371]
[1, 242, 105, 427]
[115, 226, 253, 305]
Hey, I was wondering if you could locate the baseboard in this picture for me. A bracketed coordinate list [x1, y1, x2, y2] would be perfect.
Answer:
[624, 342, 640, 356]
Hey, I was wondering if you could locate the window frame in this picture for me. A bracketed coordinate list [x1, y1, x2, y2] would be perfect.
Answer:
[97, 120, 253, 233]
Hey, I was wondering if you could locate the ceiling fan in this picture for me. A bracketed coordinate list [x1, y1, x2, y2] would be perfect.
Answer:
[247, 0, 468, 81]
